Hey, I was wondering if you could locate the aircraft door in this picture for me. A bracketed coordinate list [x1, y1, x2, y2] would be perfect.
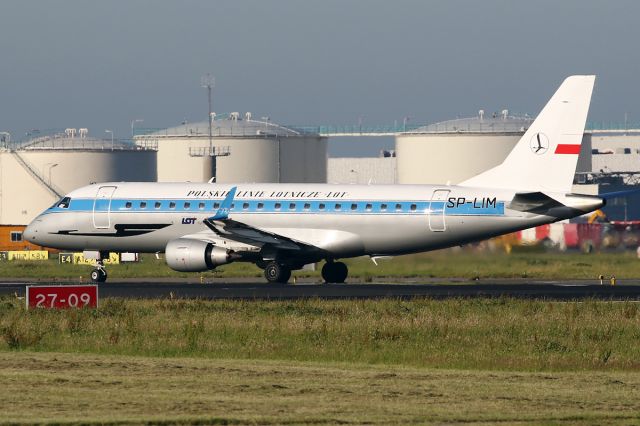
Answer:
[93, 186, 117, 229]
[428, 189, 450, 232]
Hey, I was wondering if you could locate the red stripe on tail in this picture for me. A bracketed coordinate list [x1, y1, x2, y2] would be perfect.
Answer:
[555, 144, 581, 154]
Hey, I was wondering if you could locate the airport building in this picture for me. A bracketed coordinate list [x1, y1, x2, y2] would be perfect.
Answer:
[134, 113, 327, 183]
[577, 132, 640, 220]
[0, 129, 156, 250]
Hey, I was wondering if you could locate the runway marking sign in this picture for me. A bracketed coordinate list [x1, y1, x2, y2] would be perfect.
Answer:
[26, 285, 98, 310]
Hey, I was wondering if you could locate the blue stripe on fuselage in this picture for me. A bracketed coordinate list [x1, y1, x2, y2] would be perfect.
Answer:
[43, 198, 505, 216]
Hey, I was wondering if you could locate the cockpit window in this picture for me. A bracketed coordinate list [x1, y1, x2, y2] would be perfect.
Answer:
[52, 197, 71, 209]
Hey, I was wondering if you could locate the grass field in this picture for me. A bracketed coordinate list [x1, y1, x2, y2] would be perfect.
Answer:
[2, 297, 640, 370]
[3, 250, 640, 281]
[1, 297, 640, 424]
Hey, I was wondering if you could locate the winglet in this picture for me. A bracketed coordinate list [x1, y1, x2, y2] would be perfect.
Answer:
[209, 186, 237, 220]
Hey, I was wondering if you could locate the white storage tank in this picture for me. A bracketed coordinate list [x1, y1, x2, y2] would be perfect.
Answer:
[134, 114, 327, 183]
[396, 114, 533, 184]
[396, 113, 592, 185]
[0, 132, 156, 225]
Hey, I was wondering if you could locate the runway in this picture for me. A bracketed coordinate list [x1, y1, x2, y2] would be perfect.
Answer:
[1, 280, 640, 300]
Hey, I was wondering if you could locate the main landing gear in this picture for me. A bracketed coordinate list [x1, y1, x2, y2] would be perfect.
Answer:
[264, 261, 292, 284]
[321, 261, 348, 283]
[262, 260, 349, 284]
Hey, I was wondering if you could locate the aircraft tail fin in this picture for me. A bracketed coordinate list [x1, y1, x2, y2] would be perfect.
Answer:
[460, 75, 595, 193]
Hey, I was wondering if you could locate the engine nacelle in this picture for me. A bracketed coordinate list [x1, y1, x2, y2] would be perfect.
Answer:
[165, 238, 232, 272]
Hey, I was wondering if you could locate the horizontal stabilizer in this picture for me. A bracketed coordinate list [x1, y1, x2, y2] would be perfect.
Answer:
[508, 192, 563, 212]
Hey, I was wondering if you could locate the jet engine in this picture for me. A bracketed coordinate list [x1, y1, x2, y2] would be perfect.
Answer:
[165, 238, 234, 272]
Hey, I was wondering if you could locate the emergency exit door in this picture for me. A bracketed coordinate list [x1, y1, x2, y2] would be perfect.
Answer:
[93, 186, 116, 229]
[428, 189, 450, 232]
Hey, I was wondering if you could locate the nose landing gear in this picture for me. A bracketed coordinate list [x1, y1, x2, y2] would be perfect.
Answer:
[89, 251, 109, 283]
[90, 264, 107, 283]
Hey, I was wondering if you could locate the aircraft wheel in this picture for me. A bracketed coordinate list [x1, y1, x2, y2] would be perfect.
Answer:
[264, 262, 291, 284]
[321, 261, 348, 283]
[333, 262, 348, 283]
[90, 268, 107, 283]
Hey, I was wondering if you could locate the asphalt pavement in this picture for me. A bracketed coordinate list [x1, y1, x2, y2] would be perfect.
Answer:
[1, 280, 639, 300]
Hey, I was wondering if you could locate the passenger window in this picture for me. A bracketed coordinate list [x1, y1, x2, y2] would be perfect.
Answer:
[395, 203, 402, 211]
[304, 203, 311, 211]
[10, 231, 23, 242]
[319, 203, 325, 210]
[230, 203, 235, 210]
[381, 203, 387, 211]
[199, 202, 205, 209]
[257, 202, 264, 210]
[184, 202, 191, 209]
[155, 202, 161, 209]
[213, 202, 220, 209]
[243, 202, 249, 210]
[140, 202, 147, 209]
[125, 202, 132, 209]
[169, 202, 176, 209]
[366, 203, 372, 211]
[289, 203, 296, 210]
[275, 202, 281, 210]
[410, 204, 417, 211]
[335, 203, 341, 211]
[351, 204, 357, 211]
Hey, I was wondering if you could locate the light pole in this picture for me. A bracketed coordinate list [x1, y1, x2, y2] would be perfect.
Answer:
[403, 116, 413, 132]
[43, 163, 58, 185]
[48, 163, 58, 185]
[131, 119, 144, 138]
[105, 130, 114, 150]
[201, 73, 215, 154]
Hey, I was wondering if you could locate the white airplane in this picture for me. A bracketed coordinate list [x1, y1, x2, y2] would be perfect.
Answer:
[24, 75, 606, 284]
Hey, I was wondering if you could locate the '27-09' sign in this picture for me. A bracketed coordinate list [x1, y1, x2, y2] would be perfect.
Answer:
[26, 285, 98, 309]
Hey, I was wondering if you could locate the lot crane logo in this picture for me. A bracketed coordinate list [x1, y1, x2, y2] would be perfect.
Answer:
[530, 132, 549, 155]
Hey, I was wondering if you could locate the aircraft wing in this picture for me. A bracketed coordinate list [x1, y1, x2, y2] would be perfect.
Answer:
[202, 186, 318, 252]
[203, 218, 308, 251]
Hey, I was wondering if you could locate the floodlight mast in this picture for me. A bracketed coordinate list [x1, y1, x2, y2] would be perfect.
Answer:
[201, 73, 215, 154]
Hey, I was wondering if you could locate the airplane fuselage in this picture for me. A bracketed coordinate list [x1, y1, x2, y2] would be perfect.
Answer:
[25, 182, 589, 260]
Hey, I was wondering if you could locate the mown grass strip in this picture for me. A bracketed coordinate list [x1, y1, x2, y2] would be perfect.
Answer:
[0, 352, 639, 425]
[1, 297, 639, 371]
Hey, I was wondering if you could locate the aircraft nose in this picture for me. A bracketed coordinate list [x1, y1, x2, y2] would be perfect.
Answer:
[23, 220, 40, 243]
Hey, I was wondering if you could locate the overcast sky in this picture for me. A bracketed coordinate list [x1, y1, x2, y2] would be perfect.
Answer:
[1, 0, 639, 155]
